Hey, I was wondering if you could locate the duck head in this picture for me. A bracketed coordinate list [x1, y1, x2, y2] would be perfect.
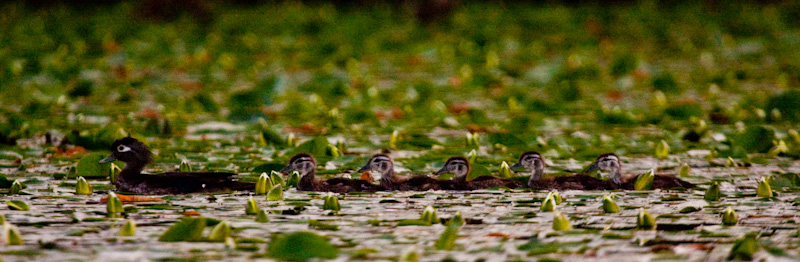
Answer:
[436, 156, 470, 182]
[281, 153, 317, 177]
[357, 154, 393, 183]
[99, 137, 153, 169]
[511, 151, 545, 187]
[583, 153, 622, 185]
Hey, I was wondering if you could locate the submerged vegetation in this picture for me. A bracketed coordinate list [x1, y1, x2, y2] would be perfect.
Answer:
[1, 0, 800, 261]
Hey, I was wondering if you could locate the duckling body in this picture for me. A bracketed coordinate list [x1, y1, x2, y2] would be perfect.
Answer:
[583, 153, 696, 190]
[284, 153, 384, 193]
[436, 156, 524, 190]
[358, 154, 456, 191]
[512, 151, 613, 190]
[100, 137, 254, 194]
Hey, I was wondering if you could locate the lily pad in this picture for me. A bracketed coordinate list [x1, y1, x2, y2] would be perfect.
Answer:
[75, 153, 113, 178]
[266, 231, 338, 260]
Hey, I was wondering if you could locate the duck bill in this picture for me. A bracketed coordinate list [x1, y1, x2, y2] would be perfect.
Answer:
[356, 164, 371, 173]
[582, 162, 600, 174]
[435, 167, 447, 175]
[510, 162, 522, 169]
[280, 165, 294, 173]
[99, 154, 116, 164]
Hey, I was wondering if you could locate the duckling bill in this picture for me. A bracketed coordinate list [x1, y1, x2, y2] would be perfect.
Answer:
[99, 137, 255, 194]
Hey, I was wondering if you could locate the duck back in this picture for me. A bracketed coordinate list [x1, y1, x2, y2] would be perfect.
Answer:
[531, 175, 616, 190]
[622, 174, 696, 190]
[118, 172, 255, 194]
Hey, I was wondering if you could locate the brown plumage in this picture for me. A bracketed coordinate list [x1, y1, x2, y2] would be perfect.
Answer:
[357, 154, 456, 191]
[435, 156, 524, 190]
[282, 153, 385, 193]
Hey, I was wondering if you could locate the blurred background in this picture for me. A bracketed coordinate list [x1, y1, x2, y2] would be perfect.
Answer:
[1, 0, 799, 160]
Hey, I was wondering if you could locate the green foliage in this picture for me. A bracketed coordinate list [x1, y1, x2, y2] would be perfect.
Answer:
[158, 217, 209, 242]
[266, 231, 338, 260]
[733, 125, 776, 153]
[75, 153, 113, 179]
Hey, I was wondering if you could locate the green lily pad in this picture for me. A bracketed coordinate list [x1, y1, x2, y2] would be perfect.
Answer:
[266, 231, 338, 260]
[75, 153, 113, 179]
[7, 200, 29, 211]
[158, 217, 208, 242]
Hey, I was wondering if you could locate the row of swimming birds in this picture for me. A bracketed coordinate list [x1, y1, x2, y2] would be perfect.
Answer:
[101, 137, 696, 194]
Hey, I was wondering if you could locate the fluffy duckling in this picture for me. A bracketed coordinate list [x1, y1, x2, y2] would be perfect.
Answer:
[281, 153, 384, 193]
[582, 153, 696, 190]
[513, 151, 612, 190]
[357, 154, 450, 191]
[99, 137, 254, 194]
[436, 156, 523, 190]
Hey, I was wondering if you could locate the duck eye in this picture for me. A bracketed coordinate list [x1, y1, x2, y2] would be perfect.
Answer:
[117, 145, 132, 152]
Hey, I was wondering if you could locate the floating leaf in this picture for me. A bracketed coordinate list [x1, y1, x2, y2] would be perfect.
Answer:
[293, 136, 334, 163]
[119, 219, 136, 236]
[722, 207, 738, 226]
[9, 180, 22, 195]
[634, 169, 655, 190]
[678, 163, 690, 177]
[255, 209, 269, 223]
[245, 197, 259, 215]
[434, 220, 460, 250]
[637, 209, 656, 230]
[180, 160, 192, 172]
[286, 171, 301, 188]
[396, 219, 432, 226]
[552, 211, 572, 231]
[6, 200, 29, 211]
[450, 212, 465, 227]
[498, 161, 512, 178]
[75, 176, 93, 195]
[540, 192, 557, 212]
[75, 153, 113, 178]
[705, 182, 721, 201]
[255, 172, 272, 195]
[309, 220, 339, 231]
[322, 193, 341, 211]
[208, 220, 232, 242]
[727, 233, 759, 261]
[267, 184, 284, 201]
[107, 192, 124, 218]
[158, 217, 208, 242]
[420, 206, 440, 224]
[400, 246, 419, 262]
[109, 163, 121, 184]
[270, 170, 285, 187]
[3, 222, 22, 245]
[757, 177, 773, 198]
[266, 231, 338, 260]
[602, 194, 619, 213]
[655, 140, 669, 158]
[467, 149, 478, 163]
[466, 164, 492, 181]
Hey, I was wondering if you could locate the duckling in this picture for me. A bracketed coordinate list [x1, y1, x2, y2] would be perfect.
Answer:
[436, 156, 523, 190]
[582, 153, 696, 190]
[512, 151, 612, 190]
[99, 137, 254, 194]
[281, 153, 384, 193]
[357, 154, 449, 191]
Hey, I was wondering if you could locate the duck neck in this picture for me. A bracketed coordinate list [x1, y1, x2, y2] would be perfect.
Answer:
[116, 162, 147, 188]
[379, 168, 396, 186]
[299, 170, 316, 190]
[610, 168, 622, 185]
[527, 167, 544, 184]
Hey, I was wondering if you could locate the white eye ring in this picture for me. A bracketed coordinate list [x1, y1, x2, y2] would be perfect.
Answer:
[117, 145, 132, 152]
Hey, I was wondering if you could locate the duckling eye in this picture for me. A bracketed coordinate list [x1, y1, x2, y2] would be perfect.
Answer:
[117, 145, 132, 152]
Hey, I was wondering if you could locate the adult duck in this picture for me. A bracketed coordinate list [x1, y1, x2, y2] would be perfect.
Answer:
[99, 137, 254, 194]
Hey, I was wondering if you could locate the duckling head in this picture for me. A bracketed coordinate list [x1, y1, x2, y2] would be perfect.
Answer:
[511, 151, 545, 186]
[436, 156, 470, 182]
[99, 137, 153, 168]
[357, 154, 393, 182]
[583, 153, 622, 185]
[281, 153, 317, 177]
